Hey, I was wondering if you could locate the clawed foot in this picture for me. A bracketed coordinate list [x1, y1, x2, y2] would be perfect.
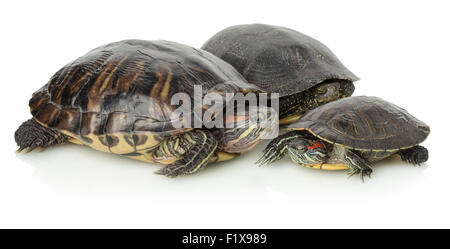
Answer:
[154, 130, 217, 177]
[16, 140, 46, 153]
[347, 165, 373, 182]
[345, 149, 373, 182]
[155, 162, 192, 177]
[398, 145, 428, 166]
[154, 146, 208, 177]
[257, 144, 285, 166]
[15, 119, 68, 153]
[256, 131, 306, 166]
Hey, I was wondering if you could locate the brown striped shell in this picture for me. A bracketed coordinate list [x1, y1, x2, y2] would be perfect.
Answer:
[287, 96, 430, 151]
[29, 40, 258, 150]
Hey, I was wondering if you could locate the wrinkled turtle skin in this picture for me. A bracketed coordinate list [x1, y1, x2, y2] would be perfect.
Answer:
[202, 23, 359, 124]
[259, 96, 430, 180]
[15, 40, 274, 177]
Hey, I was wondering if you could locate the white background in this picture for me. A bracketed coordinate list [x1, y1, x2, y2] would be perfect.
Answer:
[0, 0, 448, 228]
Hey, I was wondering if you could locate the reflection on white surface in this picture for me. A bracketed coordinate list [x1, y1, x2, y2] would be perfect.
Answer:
[16, 142, 428, 194]
[4, 137, 437, 228]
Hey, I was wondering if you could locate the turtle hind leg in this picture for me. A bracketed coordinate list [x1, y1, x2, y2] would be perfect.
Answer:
[15, 118, 69, 153]
[398, 145, 428, 165]
[154, 130, 218, 177]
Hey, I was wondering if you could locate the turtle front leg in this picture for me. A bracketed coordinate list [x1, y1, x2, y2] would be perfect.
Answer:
[154, 130, 218, 177]
[257, 131, 307, 165]
[398, 145, 428, 165]
[343, 149, 373, 180]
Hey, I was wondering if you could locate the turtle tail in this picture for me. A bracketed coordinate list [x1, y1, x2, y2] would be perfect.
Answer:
[15, 118, 69, 153]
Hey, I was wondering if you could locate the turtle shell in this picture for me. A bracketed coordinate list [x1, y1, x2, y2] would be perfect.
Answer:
[287, 96, 430, 151]
[202, 23, 359, 97]
[29, 40, 257, 146]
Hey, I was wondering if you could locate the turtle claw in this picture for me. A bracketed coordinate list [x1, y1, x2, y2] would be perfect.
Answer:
[347, 165, 373, 182]
[153, 130, 217, 178]
[344, 149, 373, 182]
[398, 145, 428, 166]
[257, 147, 283, 166]
[15, 118, 68, 154]
[257, 131, 304, 166]
[154, 163, 186, 177]
[16, 144, 42, 154]
[16, 146, 34, 154]
[154, 158, 207, 177]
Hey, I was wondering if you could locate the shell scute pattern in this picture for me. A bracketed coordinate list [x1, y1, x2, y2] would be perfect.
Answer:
[288, 96, 430, 151]
[28, 40, 252, 158]
[201, 24, 359, 96]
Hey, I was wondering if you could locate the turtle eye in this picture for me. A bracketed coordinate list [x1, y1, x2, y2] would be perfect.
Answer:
[316, 87, 327, 95]
[297, 146, 307, 153]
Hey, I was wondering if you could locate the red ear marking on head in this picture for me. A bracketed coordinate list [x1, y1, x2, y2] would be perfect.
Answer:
[308, 142, 326, 150]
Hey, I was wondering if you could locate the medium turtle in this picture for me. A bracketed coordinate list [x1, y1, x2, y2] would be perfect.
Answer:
[202, 23, 358, 124]
[15, 39, 275, 177]
[258, 96, 430, 179]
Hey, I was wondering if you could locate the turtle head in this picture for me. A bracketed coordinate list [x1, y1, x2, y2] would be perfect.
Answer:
[287, 138, 327, 167]
[215, 106, 278, 153]
[314, 80, 355, 104]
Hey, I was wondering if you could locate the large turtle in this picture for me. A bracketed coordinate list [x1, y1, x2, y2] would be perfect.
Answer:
[14, 39, 275, 177]
[258, 96, 430, 179]
[202, 23, 358, 124]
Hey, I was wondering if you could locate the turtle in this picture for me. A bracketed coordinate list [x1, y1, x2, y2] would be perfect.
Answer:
[202, 23, 359, 124]
[258, 96, 430, 179]
[14, 39, 276, 177]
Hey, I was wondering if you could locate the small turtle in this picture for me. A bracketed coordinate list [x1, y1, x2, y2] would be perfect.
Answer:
[258, 96, 430, 179]
[202, 23, 358, 124]
[15, 39, 275, 177]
